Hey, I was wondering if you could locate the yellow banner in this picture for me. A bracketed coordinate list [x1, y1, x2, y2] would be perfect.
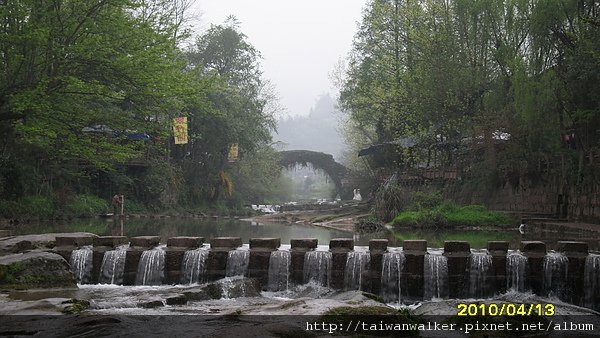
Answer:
[228, 143, 239, 162]
[173, 117, 188, 144]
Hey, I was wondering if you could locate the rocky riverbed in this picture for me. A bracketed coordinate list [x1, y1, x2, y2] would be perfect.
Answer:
[1, 278, 599, 337]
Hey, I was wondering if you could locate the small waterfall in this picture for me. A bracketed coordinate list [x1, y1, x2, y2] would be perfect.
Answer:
[584, 254, 600, 311]
[226, 249, 250, 277]
[98, 245, 128, 285]
[303, 251, 332, 286]
[543, 251, 568, 300]
[268, 250, 291, 291]
[135, 247, 165, 285]
[181, 248, 209, 284]
[344, 251, 370, 291]
[424, 253, 448, 300]
[468, 251, 494, 298]
[70, 246, 93, 284]
[381, 251, 404, 303]
[507, 251, 528, 292]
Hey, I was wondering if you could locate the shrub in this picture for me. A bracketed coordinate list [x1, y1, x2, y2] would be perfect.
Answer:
[19, 195, 56, 219]
[372, 175, 410, 222]
[392, 201, 514, 228]
[66, 194, 109, 217]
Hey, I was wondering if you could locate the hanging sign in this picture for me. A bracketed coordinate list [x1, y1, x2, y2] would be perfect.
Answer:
[228, 143, 239, 162]
[173, 117, 188, 144]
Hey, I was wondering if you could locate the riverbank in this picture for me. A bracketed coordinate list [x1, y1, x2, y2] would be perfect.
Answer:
[1, 285, 598, 337]
[251, 202, 372, 233]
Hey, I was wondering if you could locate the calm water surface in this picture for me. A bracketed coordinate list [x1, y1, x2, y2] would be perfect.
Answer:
[7, 217, 600, 250]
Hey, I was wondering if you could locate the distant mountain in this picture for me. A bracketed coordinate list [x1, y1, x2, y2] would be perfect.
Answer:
[274, 94, 346, 160]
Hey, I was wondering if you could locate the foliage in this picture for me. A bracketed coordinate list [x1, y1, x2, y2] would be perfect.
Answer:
[336, 0, 600, 204]
[392, 201, 514, 228]
[66, 194, 109, 218]
[372, 175, 410, 222]
[0, 3, 282, 217]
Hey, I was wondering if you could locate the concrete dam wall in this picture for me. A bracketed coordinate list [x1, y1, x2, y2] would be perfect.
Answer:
[55, 235, 600, 311]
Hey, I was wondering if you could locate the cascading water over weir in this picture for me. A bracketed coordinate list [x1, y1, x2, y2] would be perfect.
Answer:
[268, 250, 291, 292]
[181, 248, 209, 284]
[424, 252, 449, 300]
[99, 244, 128, 285]
[507, 250, 528, 292]
[584, 253, 600, 311]
[226, 248, 250, 277]
[135, 247, 165, 286]
[543, 251, 568, 300]
[55, 236, 600, 311]
[343, 250, 370, 291]
[380, 251, 404, 303]
[303, 250, 332, 286]
[468, 251, 493, 298]
[70, 246, 93, 284]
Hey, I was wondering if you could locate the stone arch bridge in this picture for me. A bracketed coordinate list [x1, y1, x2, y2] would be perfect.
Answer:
[277, 150, 350, 199]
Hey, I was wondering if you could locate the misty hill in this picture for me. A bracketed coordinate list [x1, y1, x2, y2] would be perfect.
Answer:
[274, 94, 346, 160]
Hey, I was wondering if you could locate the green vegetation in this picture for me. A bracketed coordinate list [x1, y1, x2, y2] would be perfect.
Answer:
[387, 190, 514, 230]
[61, 299, 91, 315]
[336, 0, 600, 213]
[0, 2, 289, 220]
[392, 203, 514, 228]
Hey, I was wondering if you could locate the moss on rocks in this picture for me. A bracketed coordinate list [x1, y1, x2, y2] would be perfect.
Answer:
[0, 251, 76, 289]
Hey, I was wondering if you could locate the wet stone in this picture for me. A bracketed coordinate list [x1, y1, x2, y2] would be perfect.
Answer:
[369, 239, 388, 252]
[487, 241, 509, 254]
[290, 238, 318, 250]
[249, 238, 280, 250]
[93, 236, 128, 248]
[129, 236, 160, 248]
[444, 241, 470, 256]
[329, 238, 353, 252]
[403, 240, 427, 253]
[521, 241, 547, 256]
[166, 295, 188, 306]
[558, 241, 588, 256]
[167, 237, 204, 249]
[210, 237, 242, 250]
[138, 300, 164, 308]
[55, 236, 94, 248]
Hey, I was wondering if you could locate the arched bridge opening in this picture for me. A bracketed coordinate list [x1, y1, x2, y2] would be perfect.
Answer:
[277, 150, 350, 199]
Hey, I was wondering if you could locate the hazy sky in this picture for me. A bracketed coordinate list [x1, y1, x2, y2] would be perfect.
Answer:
[191, 0, 367, 117]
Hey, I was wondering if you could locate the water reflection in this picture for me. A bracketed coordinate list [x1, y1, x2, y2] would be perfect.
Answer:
[8, 217, 600, 250]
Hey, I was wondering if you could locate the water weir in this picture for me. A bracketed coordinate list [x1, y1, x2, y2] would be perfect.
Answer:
[424, 252, 449, 299]
[507, 251, 528, 292]
[380, 251, 404, 303]
[543, 251, 568, 300]
[99, 244, 128, 285]
[343, 251, 371, 291]
[268, 250, 291, 292]
[468, 251, 493, 298]
[226, 249, 250, 277]
[135, 247, 165, 286]
[70, 246, 93, 284]
[181, 248, 209, 284]
[303, 251, 332, 286]
[54, 236, 599, 310]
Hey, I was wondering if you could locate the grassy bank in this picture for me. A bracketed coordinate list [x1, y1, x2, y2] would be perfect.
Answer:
[392, 203, 514, 228]
[0, 194, 254, 222]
